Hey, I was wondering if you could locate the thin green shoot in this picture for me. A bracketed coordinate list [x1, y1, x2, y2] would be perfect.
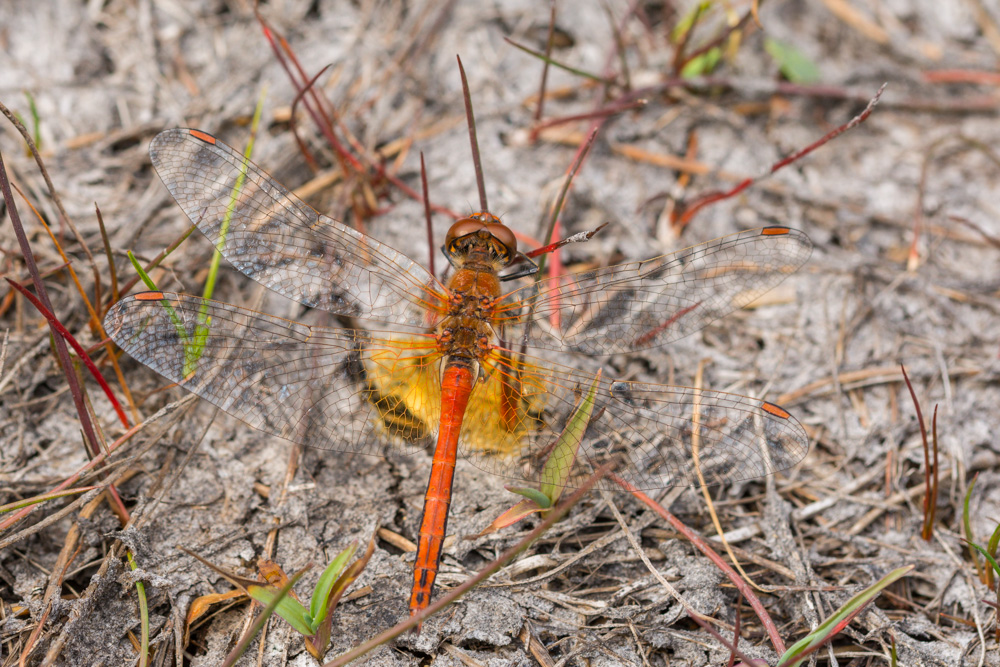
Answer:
[504, 37, 609, 83]
[193, 89, 268, 371]
[0, 487, 97, 513]
[485, 370, 600, 533]
[764, 38, 821, 83]
[126, 251, 196, 375]
[964, 473, 984, 583]
[125, 550, 149, 667]
[201, 87, 267, 304]
[777, 565, 914, 667]
[24, 91, 41, 149]
[964, 537, 1000, 641]
[987, 524, 1000, 589]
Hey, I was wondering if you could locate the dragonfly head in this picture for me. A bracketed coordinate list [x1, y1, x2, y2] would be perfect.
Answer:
[444, 212, 518, 267]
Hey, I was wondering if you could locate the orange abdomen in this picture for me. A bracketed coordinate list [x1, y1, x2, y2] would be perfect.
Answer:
[409, 360, 475, 616]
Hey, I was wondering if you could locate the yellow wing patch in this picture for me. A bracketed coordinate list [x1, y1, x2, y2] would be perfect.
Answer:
[363, 337, 546, 457]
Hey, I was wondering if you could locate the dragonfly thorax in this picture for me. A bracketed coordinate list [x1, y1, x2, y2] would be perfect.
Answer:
[436, 266, 503, 361]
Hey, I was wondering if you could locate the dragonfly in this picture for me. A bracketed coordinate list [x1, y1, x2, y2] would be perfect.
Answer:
[105, 128, 813, 618]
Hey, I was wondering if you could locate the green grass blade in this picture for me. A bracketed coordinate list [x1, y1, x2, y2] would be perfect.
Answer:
[248, 583, 314, 635]
[309, 541, 358, 623]
[777, 565, 914, 667]
[127, 250, 161, 292]
[126, 251, 191, 348]
[201, 87, 266, 302]
[987, 523, 1000, 589]
[507, 487, 552, 508]
[680, 49, 721, 78]
[225, 568, 310, 667]
[764, 38, 821, 83]
[191, 89, 267, 375]
[125, 550, 150, 667]
[539, 370, 600, 505]
[671, 1, 711, 42]
[964, 473, 984, 582]
[965, 541, 1000, 579]
[0, 487, 97, 512]
[307, 536, 376, 658]
[24, 91, 41, 149]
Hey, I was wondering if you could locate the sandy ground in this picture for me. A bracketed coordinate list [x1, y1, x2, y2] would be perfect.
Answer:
[2, 0, 1000, 665]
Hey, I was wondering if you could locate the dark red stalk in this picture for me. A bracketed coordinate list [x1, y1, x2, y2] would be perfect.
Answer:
[419, 152, 436, 277]
[676, 84, 886, 227]
[457, 55, 489, 212]
[900, 364, 937, 541]
[0, 146, 103, 459]
[6, 278, 130, 428]
[610, 473, 786, 655]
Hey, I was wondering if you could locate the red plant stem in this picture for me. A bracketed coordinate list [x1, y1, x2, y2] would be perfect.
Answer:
[257, 14, 461, 224]
[531, 98, 647, 135]
[419, 152, 436, 277]
[6, 278, 130, 428]
[727, 593, 743, 667]
[95, 205, 120, 306]
[535, 128, 599, 277]
[929, 406, 939, 537]
[0, 101, 104, 325]
[677, 84, 886, 227]
[532, 128, 599, 332]
[288, 63, 334, 172]
[524, 222, 609, 259]
[923, 69, 1000, 85]
[634, 302, 701, 348]
[532, 0, 558, 128]
[900, 364, 934, 541]
[0, 147, 103, 460]
[610, 473, 786, 655]
[258, 19, 361, 174]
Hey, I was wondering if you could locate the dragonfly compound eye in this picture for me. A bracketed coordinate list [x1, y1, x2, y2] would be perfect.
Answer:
[446, 218, 489, 246]
[484, 222, 517, 258]
[445, 215, 518, 261]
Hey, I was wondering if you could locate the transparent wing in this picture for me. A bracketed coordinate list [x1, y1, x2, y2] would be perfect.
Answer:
[106, 293, 808, 489]
[456, 350, 809, 490]
[104, 292, 441, 456]
[149, 129, 439, 329]
[499, 227, 812, 355]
